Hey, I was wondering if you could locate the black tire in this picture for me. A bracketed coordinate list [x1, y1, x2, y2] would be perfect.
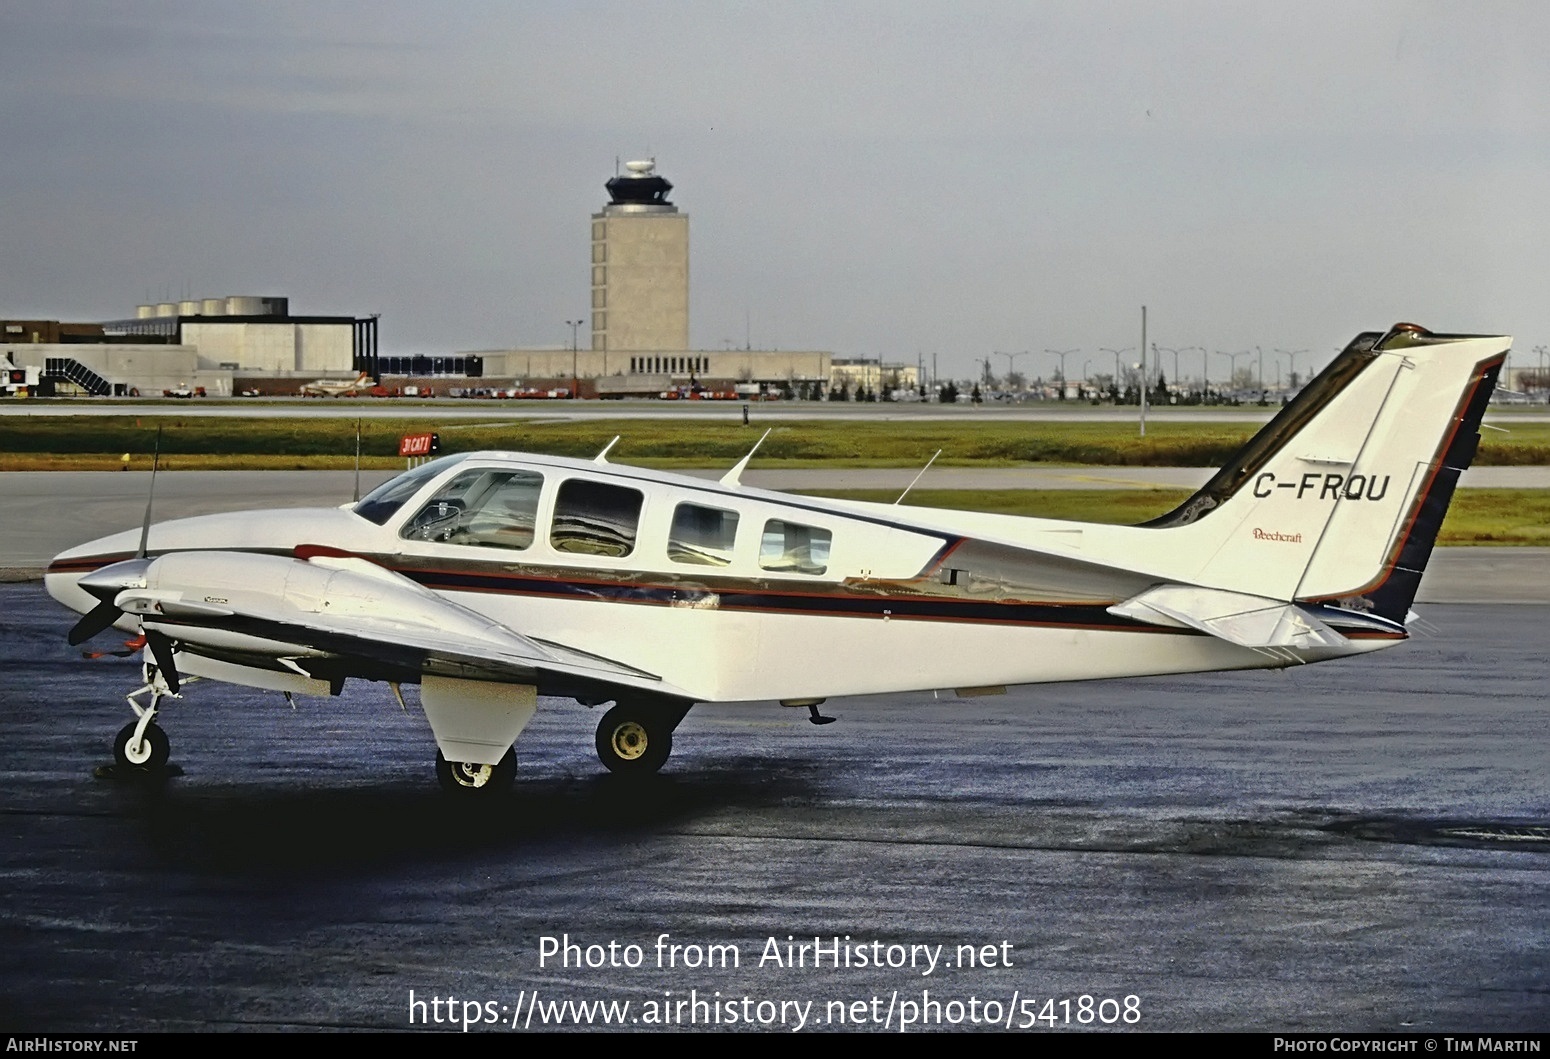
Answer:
[113, 721, 169, 770]
[595, 705, 672, 775]
[435, 749, 516, 795]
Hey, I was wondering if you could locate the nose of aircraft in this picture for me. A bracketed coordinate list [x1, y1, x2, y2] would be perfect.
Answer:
[45, 525, 145, 617]
[65, 556, 154, 645]
[47, 503, 389, 640]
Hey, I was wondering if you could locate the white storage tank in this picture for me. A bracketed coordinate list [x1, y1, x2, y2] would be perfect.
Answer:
[200, 298, 226, 316]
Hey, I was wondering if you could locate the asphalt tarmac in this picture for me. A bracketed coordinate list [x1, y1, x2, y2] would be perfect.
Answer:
[2, 580, 1547, 1033]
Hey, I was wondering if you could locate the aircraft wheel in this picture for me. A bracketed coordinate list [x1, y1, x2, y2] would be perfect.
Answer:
[435, 749, 515, 795]
[113, 721, 169, 770]
[595, 705, 672, 775]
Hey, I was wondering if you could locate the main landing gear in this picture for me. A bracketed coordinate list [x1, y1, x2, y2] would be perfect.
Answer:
[435, 749, 517, 796]
[594, 700, 692, 776]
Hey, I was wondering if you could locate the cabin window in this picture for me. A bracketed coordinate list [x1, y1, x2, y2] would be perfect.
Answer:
[401, 469, 543, 550]
[550, 479, 643, 557]
[668, 503, 740, 566]
[759, 519, 831, 575]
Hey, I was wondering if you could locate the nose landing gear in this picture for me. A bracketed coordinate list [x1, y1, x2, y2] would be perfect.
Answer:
[109, 655, 187, 772]
[113, 720, 169, 770]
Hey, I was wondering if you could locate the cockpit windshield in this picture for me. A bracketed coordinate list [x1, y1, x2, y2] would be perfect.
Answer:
[352, 454, 472, 525]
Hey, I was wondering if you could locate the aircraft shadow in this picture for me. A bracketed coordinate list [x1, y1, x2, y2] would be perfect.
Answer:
[105, 763, 825, 877]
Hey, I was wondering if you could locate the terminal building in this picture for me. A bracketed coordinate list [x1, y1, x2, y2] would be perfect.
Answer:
[2, 296, 377, 396]
[5, 160, 932, 399]
[829, 358, 921, 396]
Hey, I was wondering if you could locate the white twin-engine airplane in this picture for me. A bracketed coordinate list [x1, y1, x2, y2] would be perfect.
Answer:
[299, 372, 376, 398]
[48, 324, 1507, 795]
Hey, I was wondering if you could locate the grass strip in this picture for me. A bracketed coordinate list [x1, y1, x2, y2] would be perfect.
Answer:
[5, 416, 1550, 467]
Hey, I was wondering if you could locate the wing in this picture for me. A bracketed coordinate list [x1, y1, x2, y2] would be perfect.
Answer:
[89, 549, 689, 702]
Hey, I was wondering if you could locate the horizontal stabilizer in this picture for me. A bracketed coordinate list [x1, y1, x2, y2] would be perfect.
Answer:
[1108, 584, 1349, 650]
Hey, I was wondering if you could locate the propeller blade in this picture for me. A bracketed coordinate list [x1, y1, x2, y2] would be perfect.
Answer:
[144, 629, 181, 694]
[67, 600, 123, 646]
[137, 427, 162, 559]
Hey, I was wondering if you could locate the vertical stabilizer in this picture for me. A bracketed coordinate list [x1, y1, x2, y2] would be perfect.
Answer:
[1143, 325, 1508, 622]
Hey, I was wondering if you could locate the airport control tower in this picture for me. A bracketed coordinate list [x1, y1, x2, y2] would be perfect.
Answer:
[591, 160, 689, 353]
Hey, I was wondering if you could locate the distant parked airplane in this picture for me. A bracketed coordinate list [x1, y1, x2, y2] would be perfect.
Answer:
[299, 372, 374, 397]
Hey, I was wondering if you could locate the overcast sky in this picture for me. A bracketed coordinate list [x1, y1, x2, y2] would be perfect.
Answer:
[3, 1, 1546, 381]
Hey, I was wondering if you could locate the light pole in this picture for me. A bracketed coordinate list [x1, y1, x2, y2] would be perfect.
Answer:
[1216, 350, 1252, 397]
[565, 319, 583, 397]
[997, 351, 1031, 393]
[972, 357, 991, 401]
[1275, 348, 1308, 393]
[1139, 305, 1147, 437]
[1158, 345, 1204, 398]
[1153, 345, 1179, 389]
[1100, 348, 1132, 402]
[1045, 348, 1078, 398]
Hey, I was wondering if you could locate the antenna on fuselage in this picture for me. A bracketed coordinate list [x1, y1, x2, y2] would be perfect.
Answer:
[894, 449, 942, 505]
[720, 428, 771, 487]
[593, 435, 620, 464]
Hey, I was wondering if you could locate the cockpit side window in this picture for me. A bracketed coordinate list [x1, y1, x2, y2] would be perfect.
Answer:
[759, 519, 831, 575]
[550, 479, 643, 558]
[353, 455, 470, 525]
[401, 469, 544, 549]
[669, 503, 740, 566]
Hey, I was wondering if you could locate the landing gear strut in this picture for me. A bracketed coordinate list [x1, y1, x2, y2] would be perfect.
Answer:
[594, 700, 691, 776]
